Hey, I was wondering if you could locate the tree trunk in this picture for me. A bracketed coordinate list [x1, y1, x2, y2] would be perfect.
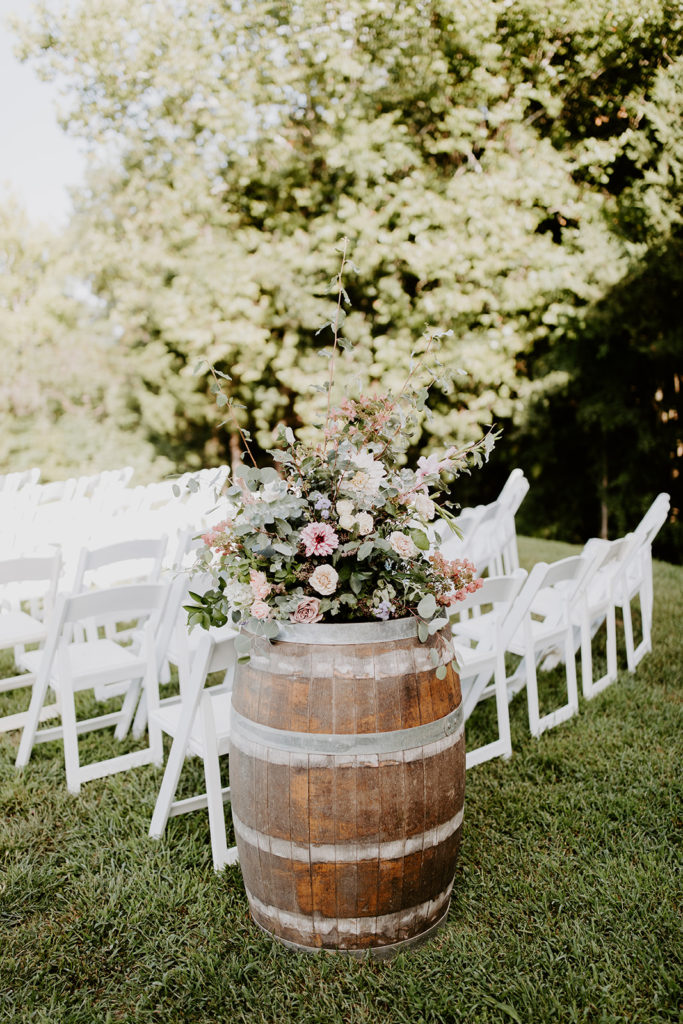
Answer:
[600, 447, 609, 539]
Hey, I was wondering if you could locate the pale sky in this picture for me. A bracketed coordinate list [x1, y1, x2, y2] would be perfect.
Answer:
[0, 0, 86, 226]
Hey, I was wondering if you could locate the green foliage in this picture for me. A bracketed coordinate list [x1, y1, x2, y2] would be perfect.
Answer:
[4, 1, 682, 551]
[0, 201, 173, 480]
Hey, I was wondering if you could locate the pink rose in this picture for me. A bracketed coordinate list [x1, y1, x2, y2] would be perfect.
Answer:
[289, 597, 323, 624]
[250, 599, 272, 620]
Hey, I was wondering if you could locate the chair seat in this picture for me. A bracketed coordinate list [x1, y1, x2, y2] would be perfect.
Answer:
[0, 610, 46, 648]
[452, 611, 498, 645]
[151, 689, 232, 757]
[20, 639, 147, 692]
[452, 640, 497, 672]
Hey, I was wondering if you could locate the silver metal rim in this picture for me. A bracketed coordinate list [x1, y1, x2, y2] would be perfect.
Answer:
[250, 616, 421, 645]
[249, 903, 451, 961]
[230, 702, 463, 755]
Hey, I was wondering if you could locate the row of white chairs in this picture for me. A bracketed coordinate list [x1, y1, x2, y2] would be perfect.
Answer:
[0, 466, 229, 577]
[453, 492, 670, 768]
[0, 539, 239, 870]
[0, 478, 670, 874]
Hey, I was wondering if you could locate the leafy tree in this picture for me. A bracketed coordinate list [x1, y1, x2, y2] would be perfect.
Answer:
[0, 200, 172, 480]
[10, 0, 682, 552]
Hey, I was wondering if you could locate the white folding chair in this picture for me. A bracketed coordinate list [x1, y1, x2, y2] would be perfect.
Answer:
[15, 583, 169, 794]
[617, 493, 670, 673]
[148, 628, 238, 871]
[506, 544, 607, 736]
[579, 492, 670, 692]
[450, 564, 546, 767]
[579, 536, 631, 699]
[0, 553, 62, 734]
[68, 537, 169, 700]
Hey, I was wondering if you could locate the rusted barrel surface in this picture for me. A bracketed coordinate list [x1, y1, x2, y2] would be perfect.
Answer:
[229, 618, 464, 958]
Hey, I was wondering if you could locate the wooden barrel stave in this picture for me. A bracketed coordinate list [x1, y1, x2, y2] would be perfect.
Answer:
[230, 623, 464, 954]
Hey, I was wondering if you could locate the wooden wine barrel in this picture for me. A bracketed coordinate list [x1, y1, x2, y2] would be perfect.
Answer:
[229, 618, 464, 958]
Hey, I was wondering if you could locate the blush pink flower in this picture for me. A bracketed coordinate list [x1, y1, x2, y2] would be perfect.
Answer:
[309, 564, 339, 596]
[389, 531, 418, 559]
[250, 599, 272, 620]
[300, 522, 339, 557]
[289, 597, 323, 624]
[249, 569, 272, 600]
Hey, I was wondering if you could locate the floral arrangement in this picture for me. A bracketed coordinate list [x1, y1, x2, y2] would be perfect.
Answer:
[188, 244, 496, 671]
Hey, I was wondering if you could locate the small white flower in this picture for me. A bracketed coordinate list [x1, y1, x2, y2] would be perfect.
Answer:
[336, 499, 354, 518]
[344, 450, 386, 497]
[355, 511, 374, 535]
[413, 494, 436, 520]
[338, 514, 356, 531]
[224, 580, 252, 606]
[309, 564, 339, 596]
[389, 531, 418, 559]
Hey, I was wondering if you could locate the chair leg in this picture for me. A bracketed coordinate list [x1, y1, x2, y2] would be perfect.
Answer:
[15, 671, 51, 768]
[131, 691, 148, 740]
[149, 728, 190, 839]
[60, 683, 81, 796]
[621, 597, 637, 673]
[200, 697, 232, 871]
[563, 628, 579, 716]
[605, 605, 618, 683]
[115, 677, 142, 740]
[580, 611, 594, 699]
[493, 651, 512, 760]
[525, 651, 541, 737]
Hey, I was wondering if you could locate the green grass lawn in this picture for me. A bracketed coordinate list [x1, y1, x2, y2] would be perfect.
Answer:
[1, 537, 681, 1024]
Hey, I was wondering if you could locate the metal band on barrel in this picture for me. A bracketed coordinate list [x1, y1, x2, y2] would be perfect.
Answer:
[230, 702, 464, 756]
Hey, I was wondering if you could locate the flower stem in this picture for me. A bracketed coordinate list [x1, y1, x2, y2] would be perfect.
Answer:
[323, 238, 349, 452]
[208, 364, 258, 468]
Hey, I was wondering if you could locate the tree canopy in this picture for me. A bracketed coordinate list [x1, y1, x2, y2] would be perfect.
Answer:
[3, 0, 681, 554]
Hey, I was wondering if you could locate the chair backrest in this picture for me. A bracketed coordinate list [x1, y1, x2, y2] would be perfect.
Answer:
[497, 469, 529, 517]
[441, 469, 528, 558]
[587, 535, 633, 598]
[529, 544, 607, 627]
[35, 478, 78, 506]
[0, 552, 62, 617]
[61, 582, 169, 627]
[0, 553, 62, 588]
[193, 628, 238, 679]
[71, 537, 168, 593]
[0, 468, 41, 494]
[449, 568, 528, 647]
[459, 500, 516, 575]
[499, 562, 548, 646]
[169, 526, 205, 572]
[631, 493, 670, 549]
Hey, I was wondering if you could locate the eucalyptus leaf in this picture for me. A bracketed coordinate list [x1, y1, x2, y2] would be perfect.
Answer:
[357, 541, 374, 561]
[417, 594, 437, 619]
[234, 634, 252, 656]
[410, 529, 430, 551]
